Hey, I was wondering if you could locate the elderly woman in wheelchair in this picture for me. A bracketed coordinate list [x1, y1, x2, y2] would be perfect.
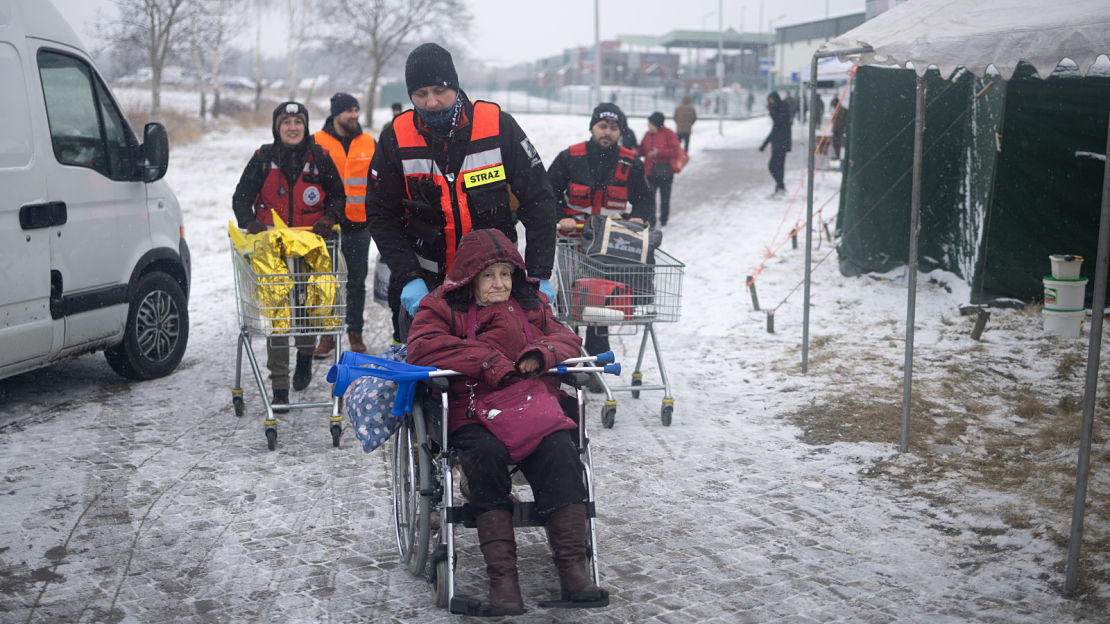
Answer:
[406, 228, 608, 615]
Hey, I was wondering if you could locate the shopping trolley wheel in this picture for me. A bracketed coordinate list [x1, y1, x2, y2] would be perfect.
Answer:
[266, 428, 277, 451]
[601, 405, 616, 429]
[661, 403, 673, 427]
[233, 395, 244, 417]
[631, 376, 642, 399]
[330, 424, 342, 448]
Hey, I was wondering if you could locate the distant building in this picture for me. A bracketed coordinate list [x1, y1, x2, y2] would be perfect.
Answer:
[866, 0, 910, 20]
[529, 29, 771, 92]
[534, 41, 679, 89]
[770, 13, 867, 89]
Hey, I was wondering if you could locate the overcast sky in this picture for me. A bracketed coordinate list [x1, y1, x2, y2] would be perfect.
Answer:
[52, 0, 864, 66]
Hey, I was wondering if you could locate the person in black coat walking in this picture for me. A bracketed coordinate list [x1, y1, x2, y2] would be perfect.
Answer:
[759, 91, 793, 197]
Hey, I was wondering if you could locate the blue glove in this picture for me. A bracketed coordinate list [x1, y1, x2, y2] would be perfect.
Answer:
[537, 279, 555, 304]
[400, 279, 429, 316]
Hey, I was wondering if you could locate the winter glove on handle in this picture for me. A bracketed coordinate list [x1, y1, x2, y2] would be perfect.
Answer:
[246, 220, 267, 234]
[536, 279, 555, 304]
[312, 215, 337, 238]
[401, 279, 429, 317]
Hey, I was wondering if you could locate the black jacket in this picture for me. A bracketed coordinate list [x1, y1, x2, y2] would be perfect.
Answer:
[761, 92, 793, 153]
[366, 95, 557, 298]
[231, 138, 345, 230]
[547, 140, 654, 224]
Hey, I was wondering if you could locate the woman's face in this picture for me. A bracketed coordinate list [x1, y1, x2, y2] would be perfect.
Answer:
[472, 263, 513, 305]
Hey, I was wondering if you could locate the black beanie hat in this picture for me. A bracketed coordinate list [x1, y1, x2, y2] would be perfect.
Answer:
[272, 101, 309, 142]
[590, 102, 624, 130]
[405, 43, 460, 96]
[648, 111, 665, 127]
[330, 92, 359, 117]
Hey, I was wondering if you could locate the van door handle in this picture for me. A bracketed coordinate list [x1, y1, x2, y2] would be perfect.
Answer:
[19, 201, 67, 230]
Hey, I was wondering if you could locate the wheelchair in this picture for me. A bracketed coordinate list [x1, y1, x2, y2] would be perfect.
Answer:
[330, 351, 616, 614]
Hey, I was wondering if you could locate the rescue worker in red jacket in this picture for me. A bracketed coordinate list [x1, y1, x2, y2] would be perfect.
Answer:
[232, 101, 345, 410]
[366, 43, 557, 343]
[407, 228, 607, 615]
[547, 102, 653, 380]
[312, 92, 375, 358]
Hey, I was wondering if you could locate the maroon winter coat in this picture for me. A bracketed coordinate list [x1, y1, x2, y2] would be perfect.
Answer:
[407, 229, 583, 434]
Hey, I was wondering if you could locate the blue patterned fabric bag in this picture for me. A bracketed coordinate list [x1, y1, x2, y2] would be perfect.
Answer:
[345, 345, 406, 452]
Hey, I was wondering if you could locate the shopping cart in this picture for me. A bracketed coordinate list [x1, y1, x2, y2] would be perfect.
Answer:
[553, 235, 684, 428]
[230, 229, 347, 450]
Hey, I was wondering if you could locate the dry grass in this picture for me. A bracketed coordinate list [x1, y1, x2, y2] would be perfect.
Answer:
[124, 97, 278, 148]
[785, 318, 1110, 606]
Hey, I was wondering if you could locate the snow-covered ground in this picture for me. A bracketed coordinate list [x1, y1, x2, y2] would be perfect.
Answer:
[0, 101, 1107, 622]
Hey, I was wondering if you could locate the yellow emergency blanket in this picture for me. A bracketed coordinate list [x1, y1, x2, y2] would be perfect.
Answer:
[229, 214, 341, 334]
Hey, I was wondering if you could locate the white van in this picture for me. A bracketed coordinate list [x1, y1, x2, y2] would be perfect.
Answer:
[0, 0, 190, 380]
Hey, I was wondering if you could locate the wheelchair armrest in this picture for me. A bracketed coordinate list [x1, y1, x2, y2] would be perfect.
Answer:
[562, 372, 593, 389]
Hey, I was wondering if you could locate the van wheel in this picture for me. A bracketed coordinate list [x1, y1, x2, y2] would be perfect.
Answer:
[105, 272, 189, 380]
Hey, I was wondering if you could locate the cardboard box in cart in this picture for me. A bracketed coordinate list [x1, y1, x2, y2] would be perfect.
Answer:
[0, 0, 190, 380]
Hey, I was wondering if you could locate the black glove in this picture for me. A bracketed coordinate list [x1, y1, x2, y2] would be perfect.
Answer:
[759, 144, 766, 153]
[312, 215, 337, 238]
[246, 220, 266, 234]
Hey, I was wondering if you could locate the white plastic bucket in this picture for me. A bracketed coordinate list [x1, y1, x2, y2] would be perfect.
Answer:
[1043, 308, 1085, 338]
[1043, 276, 1087, 310]
[1049, 254, 1083, 279]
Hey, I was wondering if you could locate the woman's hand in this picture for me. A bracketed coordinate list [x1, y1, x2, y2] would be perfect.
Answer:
[557, 217, 578, 233]
[516, 352, 544, 376]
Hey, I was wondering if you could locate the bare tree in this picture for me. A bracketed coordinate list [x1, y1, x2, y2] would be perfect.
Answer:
[109, 0, 189, 121]
[322, 0, 471, 128]
[285, 0, 313, 101]
[252, 0, 264, 111]
[184, 0, 245, 120]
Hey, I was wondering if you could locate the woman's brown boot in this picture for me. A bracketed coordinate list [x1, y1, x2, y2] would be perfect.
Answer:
[475, 509, 525, 615]
[542, 503, 608, 607]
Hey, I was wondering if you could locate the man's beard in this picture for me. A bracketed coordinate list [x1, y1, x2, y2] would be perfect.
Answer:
[338, 117, 360, 135]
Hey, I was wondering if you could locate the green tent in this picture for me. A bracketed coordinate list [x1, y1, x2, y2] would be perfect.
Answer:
[837, 63, 1110, 305]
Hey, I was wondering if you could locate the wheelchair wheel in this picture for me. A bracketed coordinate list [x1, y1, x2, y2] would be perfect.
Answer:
[391, 407, 432, 577]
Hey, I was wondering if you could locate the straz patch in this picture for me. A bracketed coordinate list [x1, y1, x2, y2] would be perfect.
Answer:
[463, 164, 506, 188]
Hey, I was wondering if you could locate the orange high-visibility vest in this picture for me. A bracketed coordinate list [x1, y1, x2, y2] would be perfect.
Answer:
[562, 142, 635, 220]
[393, 101, 502, 271]
[314, 130, 375, 223]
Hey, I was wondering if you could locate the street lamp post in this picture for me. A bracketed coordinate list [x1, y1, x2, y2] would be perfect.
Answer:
[717, 0, 724, 134]
[767, 13, 786, 92]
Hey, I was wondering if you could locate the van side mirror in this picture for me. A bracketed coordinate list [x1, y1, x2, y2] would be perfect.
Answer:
[141, 122, 169, 182]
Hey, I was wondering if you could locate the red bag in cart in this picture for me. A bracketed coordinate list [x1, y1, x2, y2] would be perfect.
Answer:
[570, 278, 634, 321]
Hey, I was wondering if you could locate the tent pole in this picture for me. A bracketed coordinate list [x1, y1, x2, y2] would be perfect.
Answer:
[901, 73, 925, 453]
[803, 54, 819, 373]
[802, 47, 870, 374]
[1064, 112, 1110, 595]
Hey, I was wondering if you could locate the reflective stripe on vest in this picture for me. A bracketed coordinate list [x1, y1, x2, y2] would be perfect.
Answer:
[314, 130, 375, 222]
[393, 101, 502, 271]
[254, 150, 326, 227]
[562, 142, 634, 219]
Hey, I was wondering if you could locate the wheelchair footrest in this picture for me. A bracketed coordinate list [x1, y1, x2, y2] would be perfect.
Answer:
[538, 588, 610, 609]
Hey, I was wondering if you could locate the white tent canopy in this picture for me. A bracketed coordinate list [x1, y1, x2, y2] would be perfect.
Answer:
[821, 0, 1110, 79]
[803, 0, 1110, 596]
